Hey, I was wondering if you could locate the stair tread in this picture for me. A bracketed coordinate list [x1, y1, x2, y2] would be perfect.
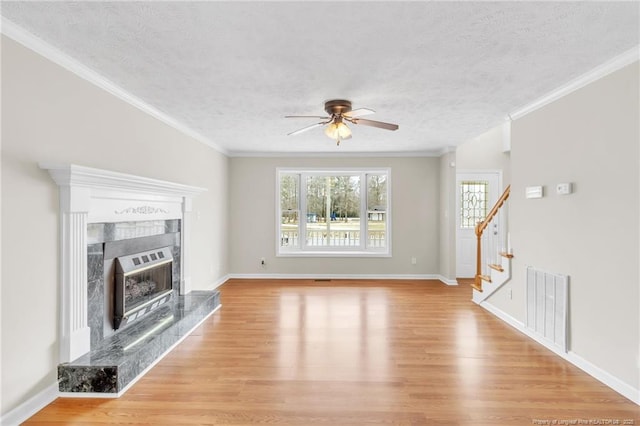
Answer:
[471, 282, 483, 292]
[479, 274, 492, 283]
[499, 252, 514, 259]
[488, 264, 504, 272]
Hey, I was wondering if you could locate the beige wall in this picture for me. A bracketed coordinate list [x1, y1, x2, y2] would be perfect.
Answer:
[229, 156, 441, 276]
[1, 36, 229, 414]
[492, 62, 639, 389]
[456, 123, 511, 185]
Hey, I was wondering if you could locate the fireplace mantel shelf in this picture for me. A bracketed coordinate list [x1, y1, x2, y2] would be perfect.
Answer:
[40, 163, 207, 198]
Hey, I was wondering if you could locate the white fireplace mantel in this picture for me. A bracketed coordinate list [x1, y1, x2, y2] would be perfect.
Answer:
[40, 163, 207, 362]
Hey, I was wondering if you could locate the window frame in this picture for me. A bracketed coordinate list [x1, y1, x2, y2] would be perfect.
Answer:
[276, 167, 392, 257]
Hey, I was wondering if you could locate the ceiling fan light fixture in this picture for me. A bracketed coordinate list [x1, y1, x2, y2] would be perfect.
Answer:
[324, 119, 352, 140]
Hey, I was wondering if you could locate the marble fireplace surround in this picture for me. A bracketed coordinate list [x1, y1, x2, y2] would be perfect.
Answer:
[41, 163, 207, 363]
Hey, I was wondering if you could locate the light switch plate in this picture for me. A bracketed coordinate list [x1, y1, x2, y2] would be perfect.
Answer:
[525, 186, 543, 199]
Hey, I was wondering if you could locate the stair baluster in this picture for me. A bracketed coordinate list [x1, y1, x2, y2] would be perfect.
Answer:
[473, 185, 511, 292]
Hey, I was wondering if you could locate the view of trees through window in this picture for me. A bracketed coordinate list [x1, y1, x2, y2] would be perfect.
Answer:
[306, 176, 360, 221]
[279, 170, 389, 253]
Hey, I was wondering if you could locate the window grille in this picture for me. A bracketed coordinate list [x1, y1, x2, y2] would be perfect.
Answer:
[460, 181, 488, 229]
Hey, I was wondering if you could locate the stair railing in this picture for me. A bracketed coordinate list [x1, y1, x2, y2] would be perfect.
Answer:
[473, 185, 511, 292]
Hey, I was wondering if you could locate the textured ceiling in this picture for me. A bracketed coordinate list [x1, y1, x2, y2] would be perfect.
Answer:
[2, 2, 639, 156]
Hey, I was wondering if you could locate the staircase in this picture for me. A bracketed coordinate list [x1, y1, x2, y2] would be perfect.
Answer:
[472, 251, 513, 304]
[471, 185, 513, 304]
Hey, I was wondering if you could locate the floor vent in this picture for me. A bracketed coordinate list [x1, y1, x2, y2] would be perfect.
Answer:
[526, 267, 569, 353]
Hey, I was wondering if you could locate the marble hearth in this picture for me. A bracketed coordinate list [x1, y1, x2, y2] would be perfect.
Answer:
[59, 291, 220, 393]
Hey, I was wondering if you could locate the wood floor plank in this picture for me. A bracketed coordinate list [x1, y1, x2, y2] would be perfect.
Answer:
[24, 279, 639, 425]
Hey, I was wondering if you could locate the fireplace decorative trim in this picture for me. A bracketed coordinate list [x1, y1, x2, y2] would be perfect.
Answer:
[40, 163, 206, 363]
[115, 206, 170, 215]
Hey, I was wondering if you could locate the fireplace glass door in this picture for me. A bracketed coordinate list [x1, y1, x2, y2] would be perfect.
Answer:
[124, 261, 172, 311]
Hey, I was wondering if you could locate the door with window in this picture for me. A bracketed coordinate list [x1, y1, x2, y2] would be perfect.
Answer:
[456, 172, 501, 278]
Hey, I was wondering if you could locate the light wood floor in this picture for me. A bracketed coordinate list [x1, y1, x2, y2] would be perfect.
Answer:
[25, 279, 639, 425]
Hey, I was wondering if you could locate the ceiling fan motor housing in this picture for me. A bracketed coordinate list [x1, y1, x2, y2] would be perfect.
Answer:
[324, 99, 352, 116]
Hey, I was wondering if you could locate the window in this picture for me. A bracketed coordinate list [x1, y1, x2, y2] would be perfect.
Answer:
[277, 168, 391, 256]
[460, 180, 488, 228]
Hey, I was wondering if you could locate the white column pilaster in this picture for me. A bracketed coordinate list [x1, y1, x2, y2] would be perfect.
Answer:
[180, 197, 193, 295]
[59, 186, 91, 362]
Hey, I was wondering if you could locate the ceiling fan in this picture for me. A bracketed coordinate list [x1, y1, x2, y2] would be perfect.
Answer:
[286, 99, 399, 145]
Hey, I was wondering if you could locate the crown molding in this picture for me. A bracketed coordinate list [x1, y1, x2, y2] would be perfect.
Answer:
[510, 46, 640, 120]
[436, 146, 457, 156]
[4, 17, 636, 156]
[1, 18, 228, 156]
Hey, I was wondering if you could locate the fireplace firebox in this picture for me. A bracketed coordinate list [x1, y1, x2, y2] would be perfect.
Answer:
[114, 246, 174, 330]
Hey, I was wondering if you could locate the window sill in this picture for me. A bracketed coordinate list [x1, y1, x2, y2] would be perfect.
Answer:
[277, 251, 391, 258]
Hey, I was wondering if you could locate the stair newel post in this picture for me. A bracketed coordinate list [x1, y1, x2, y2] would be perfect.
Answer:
[473, 222, 483, 292]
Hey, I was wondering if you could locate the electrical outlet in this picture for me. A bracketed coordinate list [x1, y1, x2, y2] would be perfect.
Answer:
[411, 257, 417, 265]
[260, 257, 266, 268]
[509, 289, 513, 300]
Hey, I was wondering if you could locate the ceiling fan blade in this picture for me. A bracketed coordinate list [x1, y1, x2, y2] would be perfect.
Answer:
[287, 122, 327, 136]
[285, 115, 330, 119]
[352, 118, 399, 131]
[343, 108, 375, 118]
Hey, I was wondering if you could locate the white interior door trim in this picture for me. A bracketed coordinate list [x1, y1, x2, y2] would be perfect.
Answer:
[455, 170, 503, 278]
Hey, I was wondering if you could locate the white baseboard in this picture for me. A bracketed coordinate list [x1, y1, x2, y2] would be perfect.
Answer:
[1, 382, 59, 426]
[479, 300, 640, 405]
[227, 273, 453, 286]
[437, 275, 458, 286]
[206, 274, 230, 291]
